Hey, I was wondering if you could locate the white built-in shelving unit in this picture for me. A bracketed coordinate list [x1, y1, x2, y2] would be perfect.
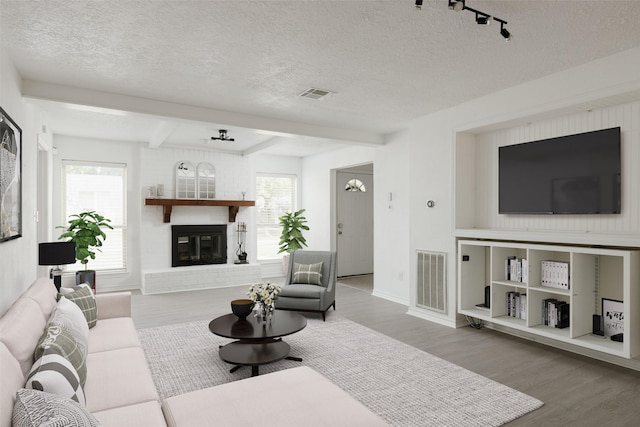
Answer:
[458, 239, 640, 359]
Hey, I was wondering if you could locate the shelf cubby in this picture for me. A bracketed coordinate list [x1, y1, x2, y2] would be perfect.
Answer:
[458, 239, 640, 359]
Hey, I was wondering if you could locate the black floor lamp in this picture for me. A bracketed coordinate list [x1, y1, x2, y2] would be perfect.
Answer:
[38, 242, 76, 292]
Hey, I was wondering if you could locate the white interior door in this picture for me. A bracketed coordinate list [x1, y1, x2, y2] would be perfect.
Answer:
[336, 170, 373, 277]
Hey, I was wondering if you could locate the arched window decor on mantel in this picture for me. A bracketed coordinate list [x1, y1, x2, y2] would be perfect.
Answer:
[344, 178, 366, 192]
[175, 161, 196, 199]
[197, 162, 216, 200]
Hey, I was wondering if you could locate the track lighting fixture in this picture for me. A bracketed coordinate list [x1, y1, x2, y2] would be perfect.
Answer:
[211, 129, 235, 142]
[417, 0, 511, 41]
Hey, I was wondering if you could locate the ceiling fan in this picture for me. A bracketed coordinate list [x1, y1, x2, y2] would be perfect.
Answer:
[211, 129, 235, 142]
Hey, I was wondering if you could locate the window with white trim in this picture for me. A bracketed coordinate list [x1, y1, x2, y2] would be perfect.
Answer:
[256, 174, 297, 260]
[62, 161, 127, 272]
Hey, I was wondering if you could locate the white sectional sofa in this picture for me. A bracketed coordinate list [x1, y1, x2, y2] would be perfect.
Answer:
[0, 279, 166, 427]
[0, 278, 387, 427]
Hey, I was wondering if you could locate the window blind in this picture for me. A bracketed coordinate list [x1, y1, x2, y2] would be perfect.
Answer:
[61, 161, 127, 272]
[256, 174, 297, 260]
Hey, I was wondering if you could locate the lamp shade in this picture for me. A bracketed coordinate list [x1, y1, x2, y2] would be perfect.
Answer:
[38, 242, 76, 266]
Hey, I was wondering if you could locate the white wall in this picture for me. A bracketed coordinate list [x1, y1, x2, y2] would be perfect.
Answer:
[51, 135, 142, 291]
[401, 46, 640, 327]
[0, 50, 38, 314]
[299, 144, 416, 304]
[47, 136, 303, 290]
[453, 47, 640, 134]
[405, 110, 459, 323]
[372, 134, 411, 304]
[301, 145, 378, 251]
[470, 101, 640, 235]
[139, 146, 251, 274]
[49, 139, 257, 289]
[248, 153, 302, 278]
[453, 47, 640, 242]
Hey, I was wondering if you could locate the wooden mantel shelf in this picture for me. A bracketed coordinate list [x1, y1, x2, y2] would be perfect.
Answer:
[145, 198, 255, 223]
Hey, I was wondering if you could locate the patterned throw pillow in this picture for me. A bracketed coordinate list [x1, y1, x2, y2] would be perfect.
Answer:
[13, 388, 100, 427]
[50, 296, 90, 358]
[62, 285, 97, 328]
[292, 262, 324, 285]
[34, 324, 87, 387]
[60, 283, 94, 299]
[26, 349, 86, 406]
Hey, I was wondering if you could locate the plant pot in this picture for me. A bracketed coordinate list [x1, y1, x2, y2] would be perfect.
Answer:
[76, 270, 96, 293]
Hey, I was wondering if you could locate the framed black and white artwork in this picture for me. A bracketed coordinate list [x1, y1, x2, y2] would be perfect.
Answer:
[602, 298, 624, 338]
[0, 106, 22, 243]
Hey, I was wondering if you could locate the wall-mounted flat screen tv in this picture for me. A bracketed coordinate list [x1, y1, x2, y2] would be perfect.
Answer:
[499, 127, 621, 214]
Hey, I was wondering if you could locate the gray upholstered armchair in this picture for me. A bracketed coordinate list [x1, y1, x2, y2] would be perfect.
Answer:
[275, 250, 337, 321]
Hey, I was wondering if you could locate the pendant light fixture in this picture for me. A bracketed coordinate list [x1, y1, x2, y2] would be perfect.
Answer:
[211, 129, 235, 142]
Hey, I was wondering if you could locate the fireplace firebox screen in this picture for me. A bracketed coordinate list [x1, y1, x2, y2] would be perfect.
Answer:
[171, 225, 227, 267]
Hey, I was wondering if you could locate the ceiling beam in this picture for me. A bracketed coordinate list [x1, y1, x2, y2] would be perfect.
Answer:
[22, 80, 385, 146]
[242, 136, 282, 157]
[148, 120, 178, 149]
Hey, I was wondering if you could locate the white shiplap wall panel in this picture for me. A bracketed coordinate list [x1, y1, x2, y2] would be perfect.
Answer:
[469, 100, 640, 237]
[629, 102, 640, 232]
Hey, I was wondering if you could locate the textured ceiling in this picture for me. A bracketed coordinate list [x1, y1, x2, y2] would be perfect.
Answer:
[2, 1, 640, 156]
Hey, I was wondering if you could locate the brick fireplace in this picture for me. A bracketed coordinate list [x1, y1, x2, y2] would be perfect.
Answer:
[140, 146, 262, 294]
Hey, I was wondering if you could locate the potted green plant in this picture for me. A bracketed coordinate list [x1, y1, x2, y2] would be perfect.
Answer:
[58, 210, 113, 291]
[278, 208, 309, 273]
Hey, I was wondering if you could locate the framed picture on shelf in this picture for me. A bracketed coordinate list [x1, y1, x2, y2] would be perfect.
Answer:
[0, 106, 22, 243]
[602, 298, 624, 338]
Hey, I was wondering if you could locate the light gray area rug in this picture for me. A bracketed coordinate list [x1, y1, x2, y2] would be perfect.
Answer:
[138, 315, 543, 426]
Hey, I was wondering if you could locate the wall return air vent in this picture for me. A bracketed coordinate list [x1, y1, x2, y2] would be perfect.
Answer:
[416, 250, 447, 314]
[298, 88, 334, 100]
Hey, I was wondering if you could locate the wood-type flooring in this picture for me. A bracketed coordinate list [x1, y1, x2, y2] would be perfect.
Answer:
[131, 277, 640, 426]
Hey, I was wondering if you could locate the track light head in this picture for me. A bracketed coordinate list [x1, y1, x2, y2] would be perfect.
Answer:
[448, 0, 464, 12]
[475, 13, 491, 25]
[500, 24, 511, 41]
[415, 0, 423, 10]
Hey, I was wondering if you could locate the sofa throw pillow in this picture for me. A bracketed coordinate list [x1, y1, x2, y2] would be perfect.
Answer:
[292, 262, 324, 285]
[25, 348, 86, 407]
[34, 324, 87, 387]
[50, 296, 90, 359]
[13, 388, 100, 427]
[63, 286, 97, 328]
[60, 283, 95, 299]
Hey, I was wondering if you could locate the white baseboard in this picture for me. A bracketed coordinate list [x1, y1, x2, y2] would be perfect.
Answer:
[406, 307, 459, 328]
[371, 290, 408, 306]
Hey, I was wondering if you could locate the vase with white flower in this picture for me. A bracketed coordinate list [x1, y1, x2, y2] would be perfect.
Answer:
[247, 282, 281, 321]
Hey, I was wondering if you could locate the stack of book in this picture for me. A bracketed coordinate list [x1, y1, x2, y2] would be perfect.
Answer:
[541, 298, 570, 328]
[541, 260, 570, 289]
[506, 291, 527, 320]
[505, 256, 528, 283]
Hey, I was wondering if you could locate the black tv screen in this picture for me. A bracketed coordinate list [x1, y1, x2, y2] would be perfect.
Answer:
[499, 127, 621, 214]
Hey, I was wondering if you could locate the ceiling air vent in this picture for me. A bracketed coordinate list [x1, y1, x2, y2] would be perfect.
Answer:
[298, 88, 334, 100]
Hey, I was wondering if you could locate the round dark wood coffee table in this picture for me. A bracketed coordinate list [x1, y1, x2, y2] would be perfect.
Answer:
[209, 311, 307, 376]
